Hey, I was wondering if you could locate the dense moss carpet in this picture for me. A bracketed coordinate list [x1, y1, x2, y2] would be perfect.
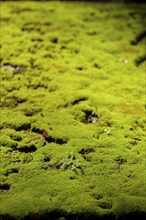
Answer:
[0, 1, 146, 219]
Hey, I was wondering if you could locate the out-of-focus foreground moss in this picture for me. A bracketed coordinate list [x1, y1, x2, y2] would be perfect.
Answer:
[0, 1, 146, 219]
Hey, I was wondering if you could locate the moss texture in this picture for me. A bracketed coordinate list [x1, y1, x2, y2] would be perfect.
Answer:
[0, 1, 146, 220]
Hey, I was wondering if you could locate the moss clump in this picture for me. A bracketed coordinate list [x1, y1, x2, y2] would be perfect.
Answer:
[0, 1, 146, 219]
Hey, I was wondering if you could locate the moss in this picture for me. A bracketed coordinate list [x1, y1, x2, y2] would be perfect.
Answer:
[0, 1, 146, 219]
[113, 194, 146, 216]
[0, 134, 18, 149]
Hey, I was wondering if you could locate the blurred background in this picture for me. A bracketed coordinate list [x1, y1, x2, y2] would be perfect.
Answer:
[0, 0, 145, 3]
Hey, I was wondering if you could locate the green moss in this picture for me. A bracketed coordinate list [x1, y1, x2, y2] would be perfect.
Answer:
[0, 1, 146, 219]
[0, 134, 18, 149]
[113, 194, 146, 216]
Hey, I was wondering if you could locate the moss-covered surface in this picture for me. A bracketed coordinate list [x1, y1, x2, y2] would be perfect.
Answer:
[0, 1, 146, 220]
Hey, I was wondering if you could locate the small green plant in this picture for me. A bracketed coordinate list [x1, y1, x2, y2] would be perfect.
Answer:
[59, 152, 83, 173]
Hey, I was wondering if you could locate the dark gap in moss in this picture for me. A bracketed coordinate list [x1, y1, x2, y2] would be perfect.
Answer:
[79, 148, 95, 155]
[0, 102, 12, 108]
[135, 54, 146, 67]
[73, 49, 80, 54]
[24, 112, 33, 117]
[0, 18, 10, 22]
[24, 108, 42, 117]
[27, 84, 48, 89]
[93, 193, 103, 200]
[69, 175, 76, 180]
[22, 26, 41, 33]
[29, 58, 35, 68]
[76, 67, 83, 71]
[32, 127, 42, 133]
[112, 14, 129, 19]
[0, 183, 10, 191]
[105, 121, 112, 127]
[134, 137, 141, 141]
[83, 17, 93, 22]
[1, 75, 13, 81]
[55, 138, 67, 145]
[32, 128, 67, 145]
[5, 167, 19, 176]
[51, 37, 58, 44]
[43, 156, 50, 162]
[43, 22, 52, 26]
[61, 45, 67, 50]
[1, 96, 27, 108]
[21, 154, 33, 163]
[28, 48, 37, 54]
[128, 12, 136, 19]
[41, 130, 55, 143]
[10, 96, 26, 105]
[15, 123, 31, 131]
[40, 164, 49, 170]
[31, 38, 43, 42]
[129, 140, 137, 146]
[21, 22, 42, 32]
[29, 58, 37, 69]
[82, 155, 91, 162]
[84, 110, 98, 124]
[90, 11, 96, 16]
[136, 150, 140, 155]
[97, 202, 112, 210]
[71, 97, 88, 106]
[11, 7, 34, 14]
[134, 120, 145, 130]
[10, 135, 22, 142]
[87, 31, 98, 36]
[129, 137, 141, 146]
[48, 86, 59, 92]
[115, 156, 127, 165]
[43, 53, 53, 59]
[131, 30, 146, 45]
[49, 163, 61, 170]
[42, 77, 51, 82]
[93, 63, 101, 69]
[129, 11, 143, 19]
[18, 144, 37, 153]
[32, 128, 55, 143]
